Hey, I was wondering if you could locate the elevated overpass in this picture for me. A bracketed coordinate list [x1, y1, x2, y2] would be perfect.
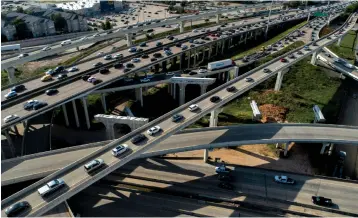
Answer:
[1, 8, 356, 218]
[2, 123, 358, 186]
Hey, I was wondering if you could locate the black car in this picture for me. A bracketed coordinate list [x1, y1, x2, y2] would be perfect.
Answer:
[226, 86, 236, 92]
[172, 114, 184, 122]
[153, 53, 162, 58]
[288, 54, 295, 59]
[99, 68, 109, 74]
[210, 96, 221, 103]
[33, 101, 48, 110]
[218, 182, 234, 190]
[11, 84, 25, 92]
[45, 89, 58, 96]
[168, 36, 174, 40]
[54, 66, 65, 73]
[93, 79, 102, 85]
[5, 201, 30, 217]
[93, 62, 103, 67]
[57, 74, 67, 80]
[131, 134, 147, 144]
[114, 63, 123, 69]
[263, 68, 272, 73]
[218, 174, 233, 182]
[136, 48, 143, 52]
[312, 196, 333, 206]
[141, 54, 149, 59]
[190, 44, 196, 48]
[189, 71, 197, 75]
[175, 42, 182, 47]
[297, 51, 303, 55]
[183, 69, 191, 74]
[126, 63, 135, 68]
[150, 58, 157, 62]
[82, 74, 91, 81]
[123, 68, 131, 73]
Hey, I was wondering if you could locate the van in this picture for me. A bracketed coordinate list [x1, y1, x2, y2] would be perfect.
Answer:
[61, 40, 71, 46]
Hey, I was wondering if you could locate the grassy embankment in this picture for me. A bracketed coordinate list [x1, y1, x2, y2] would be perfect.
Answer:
[327, 30, 357, 64]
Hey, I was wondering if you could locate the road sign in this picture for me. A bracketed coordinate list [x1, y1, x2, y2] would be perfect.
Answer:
[314, 12, 328, 17]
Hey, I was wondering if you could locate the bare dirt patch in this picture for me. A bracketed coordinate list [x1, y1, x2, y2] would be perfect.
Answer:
[259, 104, 288, 123]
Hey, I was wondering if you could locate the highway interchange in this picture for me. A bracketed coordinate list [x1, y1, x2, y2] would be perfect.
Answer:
[1, 1, 357, 217]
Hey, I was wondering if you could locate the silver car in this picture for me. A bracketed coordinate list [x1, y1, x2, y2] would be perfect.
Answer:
[84, 159, 104, 173]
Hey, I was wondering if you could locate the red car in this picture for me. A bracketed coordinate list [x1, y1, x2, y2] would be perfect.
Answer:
[280, 58, 288, 63]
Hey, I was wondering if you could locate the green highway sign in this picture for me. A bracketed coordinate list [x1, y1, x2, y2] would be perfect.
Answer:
[314, 12, 328, 17]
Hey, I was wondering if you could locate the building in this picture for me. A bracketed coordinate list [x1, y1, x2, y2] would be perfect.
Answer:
[56, 0, 124, 16]
[1, 20, 17, 41]
[3, 12, 56, 38]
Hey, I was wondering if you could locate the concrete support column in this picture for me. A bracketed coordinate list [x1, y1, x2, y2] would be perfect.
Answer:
[187, 51, 191, 68]
[126, 33, 133, 47]
[233, 66, 239, 78]
[307, 12, 311, 22]
[193, 49, 197, 67]
[72, 100, 80, 128]
[4, 130, 16, 157]
[6, 67, 16, 84]
[203, 149, 209, 162]
[284, 143, 289, 157]
[200, 84, 208, 95]
[311, 50, 319, 66]
[320, 143, 330, 154]
[82, 97, 91, 129]
[173, 83, 176, 100]
[168, 83, 171, 95]
[135, 87, 143, 107]
[221, 40, 225, 54]
[76, 46, 80, 51]
[101, 94, 107, 112]
[274, 70, 284, 91]
[215, 14, 220, 24]
[179, 83, 187, 105]
[216, 43, 219, 55]
[179, 21, 184, 33]
[179, 55, 182, 70]
[208, 46, 212, 59]
[62, 104, 69, 127]
[226, 71, 230, 82]
[337, 37, 342, 47]
[106, 125, 115, 140]
[210, 108, 223, 127]
[13, 126, 19, 136]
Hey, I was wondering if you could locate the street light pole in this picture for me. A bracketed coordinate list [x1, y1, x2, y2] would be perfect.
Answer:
[264, 0, 273, 39]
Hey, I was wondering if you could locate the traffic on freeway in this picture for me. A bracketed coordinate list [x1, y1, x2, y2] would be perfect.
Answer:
[1, 6, 356, 216]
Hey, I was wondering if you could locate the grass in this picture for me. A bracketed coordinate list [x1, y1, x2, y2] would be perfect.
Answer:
[231, 21, 308, 60]
[327, 30, 357, 64]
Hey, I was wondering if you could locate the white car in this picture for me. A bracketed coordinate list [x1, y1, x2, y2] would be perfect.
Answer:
[198, 69, 207, 74]
[68, 66, 78, 72]
[45, 69, 54, 75]
[166, 72, 174, 76]
[87, 77, 97, 83]
[97, 52, 104, 57]
[147, 126, 161, 136]
[274, 175, 295, 184]
[79, 36, 88, 41]
[114, 54, 123, 59]
[93, 33, 100, 37]
[192, 29, 198, 33]
[188, 104, 199, 111]
[42, 46, 51, 51]
[84, 159, 104, 173]
[4, 114, 19, 123]
[37, 178, 65, 197]
[104, 55, 112, 60]
[112, 144, 128, 156]
[124, 78, 134, 82]
[215, 165, 231, 174]
[131, 58, 141, 63]
[140, 78, 150, 83]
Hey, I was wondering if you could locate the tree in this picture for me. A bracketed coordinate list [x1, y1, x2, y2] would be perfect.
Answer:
[1, 34, 8, 42]
[50, 13, 67, 32]
[16, 6, 24, 13]
[104, 20, 112, 30]
[12, 18, 32, 40]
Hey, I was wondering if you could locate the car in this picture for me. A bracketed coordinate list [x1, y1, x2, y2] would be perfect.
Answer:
[274, 175, 295, 184]
[139, 42, 146, 47]
[104, 55, 112, 60]
[312, 196, 333, 206]
[97, 52, 104, 57]
[181, 45, 188, 50]
[93, 62, 103, 67]
[84, 159, 104, 173]
[141, 54, 149, 59]
[18, 53, 29, 59]
[131, 134, 147, 144]
[304, 46, 310, 51]
[172, 114, 184, 122]
[54, 66, 65, 74]
[5, 201, 30, 217]
[140, 78, 150, 83]
[99, 68, 109, 74]
[188, 104, 199, 112]
[297, 51, 303, 55]
[128, 47, 137, 52]
[132, 58, 141, 63]
[37, 178, 65, 197]
[166, 72, 175, 76]
[45, 69, 55, 75]
[167, 36, 174, 40]
[190, 44, 196, 48]
[288, 54, 295, 59]
[280, 58, 288, 63]
[3, 114, 19, 123]
[56, 74, 67, 80]
[198, 69, 207, 74]
[114, 63, 123, 69]
[153, 53, 162, 58]
[124, 77, 134, 82]
[4, 91, 17, 99]
[23, 100, 39, 110]
[263, 68, 272, 73]
[82, 74, 91, 81]
[163, 46, 170, 51]
[114, 54, 123, 59]
[215, 165, 231, 174]
[150, 58, 157, 62]
[33, 101, 48, 110]
[87, 76, 97, 83]
[312, 42, 318, 46]
[218, 182, 234, 190]
[210, 96, 221, 103]
[156, 42, 163, 46]
[68, 66, 78, 72]
[218, 174, 233, 182]
[147, 126, 161, 136]
[112, 144, 128, 156]
[175, 42, 182, 47]
[165, 50, 173, 56]
[11, 84, 25, 92]
[45, 89, 58, 96]
[42, 46, 51, 51]
[245, 77, 254, 82]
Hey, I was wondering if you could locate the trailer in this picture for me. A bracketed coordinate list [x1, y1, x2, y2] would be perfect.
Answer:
[207, 59, 236, 71]
[1, 44, 21, 52]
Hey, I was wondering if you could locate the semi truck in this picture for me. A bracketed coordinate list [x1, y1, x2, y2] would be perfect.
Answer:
[1, 44, 21, 52]
[207, 59, 236, 71]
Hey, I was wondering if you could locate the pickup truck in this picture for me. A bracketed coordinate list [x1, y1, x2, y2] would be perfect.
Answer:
[274, 175, 295, 184]
[38, 178, 65, 197]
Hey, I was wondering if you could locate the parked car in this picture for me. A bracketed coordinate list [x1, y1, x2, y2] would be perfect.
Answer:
[5, 91, 17, 99]
[128, 47, 137, 52]
[280, 58, 288, 63]
[274, 175, 295, 184]
[139, 42, 147, 47]
[131, 134, 147, 144]
[188, 104, 199, 112]
[172, 114, 184, 122]
[156, 42, 163, 46]
[82, 74, 91, 81]
[68, 66, 78, 72]
[165, 50, 173, 56]
[37, 178, 65, 197]
[312, 196, 333, 206]
[45, 89, 58, 96]
[112, 144, 128, 156]
[84, 159, 104, 173]
[141, 54, 149, 59]
[3, 114, 19, 123]
[45, 69, 55, 75]
[181, 45, 188, 50]
[54, 66, 65, 74]
[42, 46, 51, 51]
[11, 84, 25, 92]
[147, 126, 161, 136]
[126, 63, 135, 68]
[87, 77, 97, 83]
[5, 201, 30, 217]
[18, 53, 29, 59]
[153, 53, 162, 58]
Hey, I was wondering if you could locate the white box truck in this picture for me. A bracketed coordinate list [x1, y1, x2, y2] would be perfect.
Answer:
[61, 40, 71, 46]
[207, 59, 236, 71]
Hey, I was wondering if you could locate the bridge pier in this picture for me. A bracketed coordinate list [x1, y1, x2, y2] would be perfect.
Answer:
[216, 14, 220, 24]
[126, 33, 133, 47]
[179, 21, 185, 33]
[204, 108, 223, 162]
[311, 50, 320, 66]
[6, 67, 16, 84]
[233, 66, 239, 78]
[72, 100, 80, 128]
[200, 84, 208, 95]
[101, 94, 107, 112]
[76, 46, 80, 51]
[82, 97, 91, 129]
[193, 49, 197, 67]
[4, 130, 16, 158]
[135, 87, 143, 107]
[337, 37, 342, 47]
[13, 125, 19, 136]
[274, 70, 284, 91]
[62, 104, 69, 127]
[284, 143, 289, 157]
[179, 83, 187, 105]
[173, 83, 176, 99]
[221, 40, 225, 54]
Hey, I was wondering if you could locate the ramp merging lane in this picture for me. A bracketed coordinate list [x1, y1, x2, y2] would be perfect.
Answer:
[1, 7, 355, 218]
[2, 124, 358, 186]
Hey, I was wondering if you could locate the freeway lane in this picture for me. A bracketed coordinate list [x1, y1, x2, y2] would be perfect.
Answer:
[1, 10, 356, 217]
[2, 124, 358, 185]
[0, 12, 304, 128]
